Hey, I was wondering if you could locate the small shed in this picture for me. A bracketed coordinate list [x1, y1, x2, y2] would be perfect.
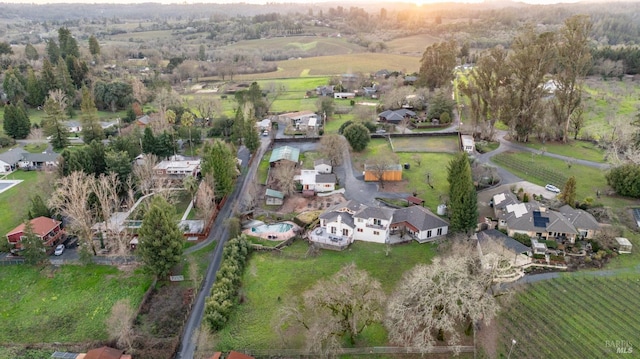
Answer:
[531, 238, 547, 255]
[265, 189, 284, 206]
[407, 196, 425, 206]
[615, 237, 633, 254]
[461, 135, 475, 154]
[363, 164, 403, 182]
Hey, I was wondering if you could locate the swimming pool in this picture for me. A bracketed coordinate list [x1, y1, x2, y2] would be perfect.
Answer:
[251, 223, 293, 234]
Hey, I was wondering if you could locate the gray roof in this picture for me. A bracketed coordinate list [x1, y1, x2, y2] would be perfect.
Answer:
[558, 205, 600, 231]
[22, 152, 59, 163]
[0, 148, 28, 164]
[353, 206, 394, 221]
[319, 211, 354, 228]
[137, 115, 151, 124]
[315, 173, 337, 184]
[364, 163, 403, 171]
[323, 200, 367, 214]
[477, 229, 530, 254]
[314, 158, 331, 167]
[392, 206, 448, 231]
[65, 120, 82, 128]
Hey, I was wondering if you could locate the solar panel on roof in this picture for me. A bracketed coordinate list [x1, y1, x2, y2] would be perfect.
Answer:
[533, 211, 550, 228]
[51, 352, 79, 359]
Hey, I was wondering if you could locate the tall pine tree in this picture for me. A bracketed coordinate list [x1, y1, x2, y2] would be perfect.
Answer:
[43, 90, 70, 150]
[137, 196, 183, 278]
[3, 102, 31, 139]
[447, 152, 478, 234]
[25, 67, 44, 107]
[80, 87, 104, 143]
[201, 140, 237, 198]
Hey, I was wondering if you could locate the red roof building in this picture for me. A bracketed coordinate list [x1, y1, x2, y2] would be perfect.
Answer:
[6, 216, 64, 250]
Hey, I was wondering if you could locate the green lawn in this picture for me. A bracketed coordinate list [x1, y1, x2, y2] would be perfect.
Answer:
[0, 171, 45, 238]
[390, 135, 460, 153]
[521, 139, 606, 163]
[23, 143, 47, 153]
[299, 151, 321, 169]
[213, 240, 437, 351]
[0, 265, 152, 343]
[258, 151, 271, 185]
[498, 275, 640, 358]
[324, 113, 355, 134]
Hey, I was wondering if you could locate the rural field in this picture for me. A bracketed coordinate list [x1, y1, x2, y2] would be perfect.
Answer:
[390, 135, 460, 153]
[497, 275, 640, 358]
[212, 240, 438, 351]
[0, 265, 152, 343]
[220, 36, 365, 57]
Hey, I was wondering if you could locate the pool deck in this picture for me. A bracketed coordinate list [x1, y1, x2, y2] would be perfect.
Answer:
[242, 221, 299, 241]
[0, 180, 22, 194]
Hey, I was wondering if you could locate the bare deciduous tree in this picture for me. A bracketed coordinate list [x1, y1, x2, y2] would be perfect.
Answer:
[319, 134, 347, 167]
[190, 95, 221, 122]
[106, 298, 136, 352]
[277, 263, 386, 356]
[49, 171, 96, 258]
[386, 241, 499, 353]
[365, 153, 398, 189]
[92, 173, 133, 255]
[195, 175, 216, 220]
[273, 161, 297, 195]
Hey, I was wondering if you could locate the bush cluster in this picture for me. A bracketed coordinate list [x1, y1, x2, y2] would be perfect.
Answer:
[203, 235, 251, 332]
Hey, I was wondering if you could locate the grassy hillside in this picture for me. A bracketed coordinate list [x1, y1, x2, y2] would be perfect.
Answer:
[220, 36, 365, 56]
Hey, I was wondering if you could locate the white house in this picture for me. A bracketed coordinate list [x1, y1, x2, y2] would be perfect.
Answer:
[154, 158, 201, 179]
[279, 111, 319, 131]
[391, 205, 448, 243]
[314, 158, 332, 174]
[352, 206, 394, 243]
[334, 92, 356, 99]
[297, 170, 336, 193]
[461, 135, 475, 154]
[0, 149, 27, 174]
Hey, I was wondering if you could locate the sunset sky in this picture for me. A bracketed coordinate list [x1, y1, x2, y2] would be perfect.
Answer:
[3, 0, 584, 5]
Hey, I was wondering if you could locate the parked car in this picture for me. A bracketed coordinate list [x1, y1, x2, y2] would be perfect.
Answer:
[545, 184, 561, 193]
[54, 244, 65, 256]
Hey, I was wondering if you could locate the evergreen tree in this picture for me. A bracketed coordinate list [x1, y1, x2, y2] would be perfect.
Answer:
[88, 140, 107, 176]
[3, 102, 30, 139]
[201, 140, 237, 197]
[105, 150, 132, 182]
[25, 67, 45, 107]
[66, 55, 88, 89]
[43, 91, 70, 150]
[561, 176, 577, 207]
[141, 127, 156, 154]
[137, 196, 184, 278]
[447, 153, 478, 234]
[20, 220, 47, 265]
[28, 194, 52, 219]
[41, 59, 57, 95]
[198, 44, 206, 61]
[343, 123, 371, 152]
[80, 87, 104, 144]
[2, 67, 27, 103]
[243, 116, 260, 154]
[45, 39, 60, 63]
[56, 57, 76, 99]
[24, 43, 39, 61]
[155, 131, 175, 159]
[230, 108, 245, 145]
[58, 27, 79, 59]
[88, 35, 100, 57]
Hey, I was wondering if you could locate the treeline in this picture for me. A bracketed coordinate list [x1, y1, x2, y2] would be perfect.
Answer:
[592, 46, 640, 76]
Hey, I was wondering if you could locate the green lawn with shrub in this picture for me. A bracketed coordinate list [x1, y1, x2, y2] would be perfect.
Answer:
[213, 240, 437, 351]
[0, 171, 44, 238]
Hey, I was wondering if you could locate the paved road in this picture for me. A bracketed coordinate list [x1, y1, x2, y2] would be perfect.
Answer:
[176, 137, 269, 359]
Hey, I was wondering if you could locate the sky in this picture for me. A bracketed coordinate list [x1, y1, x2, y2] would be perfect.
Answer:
[2, 0, 585, 4]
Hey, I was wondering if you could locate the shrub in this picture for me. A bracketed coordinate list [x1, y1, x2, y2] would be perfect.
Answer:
[606, 164, 640, 198]
[544, 240, 558, 249]
[512, 233, 532, 247]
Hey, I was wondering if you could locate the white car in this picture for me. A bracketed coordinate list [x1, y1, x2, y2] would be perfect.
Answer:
[54, 244, 65, 256]
[545, 184, 561, 193]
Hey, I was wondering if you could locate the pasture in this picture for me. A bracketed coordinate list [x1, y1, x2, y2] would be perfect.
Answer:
[220, 36, 365, 57]
[581, 77, 640, 140]
[498, 275, 640, 358]
[0, 265, 152, 343]
[384, 33, 442, 56]
[213, 240, 437, 351]
[390, 135, 460, 153]
[521, 139, 606, 163]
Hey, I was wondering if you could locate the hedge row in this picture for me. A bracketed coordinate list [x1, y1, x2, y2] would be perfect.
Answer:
[203, 235, 251, 332]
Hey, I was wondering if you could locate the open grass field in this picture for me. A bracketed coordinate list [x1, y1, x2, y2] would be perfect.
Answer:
[0, 171, 45, 238]
[213, 240, 437, 351]
[233, 53, 421, 80]
[384, 33, 442, 56]
[581, 77, 640, 140]
[390, 135, 460, 153]
[521, 139, 606, 163]
[258, 150, 271, 185]
[498, 275, 640, 358]
[324, 113, 355, 134]
[0, 265, 152, 343]
[220, 36, 365, 57]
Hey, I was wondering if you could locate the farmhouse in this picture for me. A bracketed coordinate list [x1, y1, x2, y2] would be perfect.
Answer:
[279, 111, 319, 131]
[310, 200, 448, 248]
[6, 216, 65, 251]
[461, 135, 475, 154]
[315, 85, 335, 97]
[492, 191, 600, 243]
[364, 163, 403, 182]
[269, 146, 300, 166]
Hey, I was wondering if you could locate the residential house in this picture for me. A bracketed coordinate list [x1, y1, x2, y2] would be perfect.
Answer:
[136, 115, 151, 127]
[362, 84, 378, 98]
[315, 85, 335, 97]
[265, 188, 284, 206]
[269, 146, 300, 167]
[334, 92, 356, 99]
[314, 158, 332, 174]
[364, 163, 403, 182]
[19, 152, 59, 170]
[154, 158, 201, 179]
[316, 173, 337, 192]
[0, 148, 27, 173]
[461, 135, 475, 154]
[279, 111, 319, 131]
[374, 69, 390, 79]
[377, 109, 416, 124]
[65, 120, 83, 133]
[391, 205, 448, 243]
[492, 191, 597, 243]
[6, 216, 65, 251]
[476, 229, 532, 269]
[312, 200, 449, 247]
[297, 170, 337, 194]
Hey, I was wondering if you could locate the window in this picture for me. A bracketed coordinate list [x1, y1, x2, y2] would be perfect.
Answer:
[373, 218, 382, 226]
[427, 230, 432, 238]
[373, 231, 380, 235]
[437, 228, 442, 236]
[331, 227, 336, 234]
[357, 228, 363, 232]
[342, 229, 349, 236]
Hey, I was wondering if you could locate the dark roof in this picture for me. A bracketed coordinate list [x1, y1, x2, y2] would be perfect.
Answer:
[558, 204, 600, 230]
[477, 229, 530, 254]
[392, 206, 448, 231]
[22, 152, 59, 163]
[0, 148, 27, 164]
[407, 196, 424, 205]
[84, 346, 124, 359]
[315, 173, 337, 184]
